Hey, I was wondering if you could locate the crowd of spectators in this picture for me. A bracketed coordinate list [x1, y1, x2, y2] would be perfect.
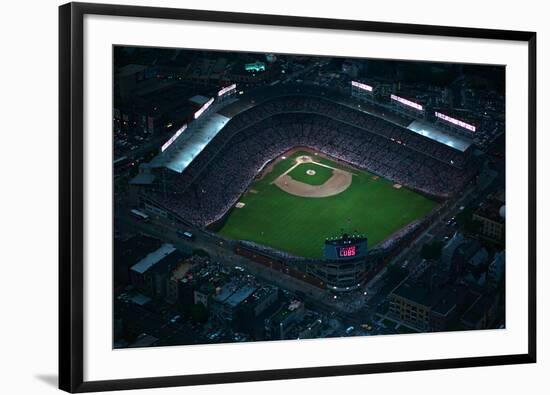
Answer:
[140, 95, 474, 227]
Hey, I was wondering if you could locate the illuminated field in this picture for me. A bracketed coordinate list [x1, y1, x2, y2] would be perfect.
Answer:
[218, 150, 437, 258]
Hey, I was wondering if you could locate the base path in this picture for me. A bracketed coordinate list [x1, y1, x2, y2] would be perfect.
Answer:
[273, 155, 353, 198]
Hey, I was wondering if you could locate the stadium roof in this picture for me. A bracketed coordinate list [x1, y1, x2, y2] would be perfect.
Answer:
[189, 95, 211, 106]
[149, 109, 231, 173]
[130, 243, 177, 274]
[407, 120, 473, 153]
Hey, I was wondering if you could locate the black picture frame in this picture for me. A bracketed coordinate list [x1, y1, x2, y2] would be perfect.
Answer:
[59, 2, 537, 393]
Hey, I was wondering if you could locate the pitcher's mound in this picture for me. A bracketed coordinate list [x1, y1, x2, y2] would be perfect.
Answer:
[306, 169, 316, 176]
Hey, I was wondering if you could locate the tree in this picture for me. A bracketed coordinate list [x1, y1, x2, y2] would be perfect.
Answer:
[456, 208, 483, 235]
[421, 241, 443, 261]
[190, 302, 208, 323]
[385, 263, 407, 286]
[192, 248, 210, 259]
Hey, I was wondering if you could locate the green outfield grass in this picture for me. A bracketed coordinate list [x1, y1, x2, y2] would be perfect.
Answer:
[288, 162, 334, 186]
[218, 150, 437, 258]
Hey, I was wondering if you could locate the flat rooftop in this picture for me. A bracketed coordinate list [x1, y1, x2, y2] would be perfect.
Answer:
[130, 172, 156, 185]
[130, 243, 176, 274]
[407, 120, 473, 153]
[225, 285, 257, 307]
[213, 282, 239, 303]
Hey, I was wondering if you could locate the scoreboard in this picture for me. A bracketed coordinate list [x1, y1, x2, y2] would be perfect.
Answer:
[337, 245, 357, 258]
[323, 234, 368, 261]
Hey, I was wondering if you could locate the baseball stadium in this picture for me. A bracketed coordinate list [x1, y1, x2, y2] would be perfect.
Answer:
[130, 84, 477, 291]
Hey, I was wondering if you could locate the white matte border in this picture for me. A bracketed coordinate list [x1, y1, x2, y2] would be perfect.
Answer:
[83, 14, 529, 381]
